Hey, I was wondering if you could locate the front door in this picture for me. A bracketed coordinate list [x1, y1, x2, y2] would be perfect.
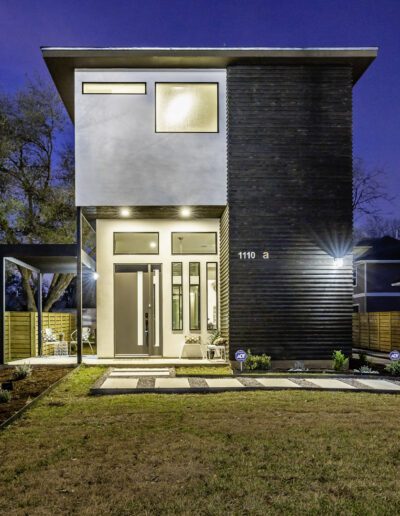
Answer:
[114, 264, 162, 356]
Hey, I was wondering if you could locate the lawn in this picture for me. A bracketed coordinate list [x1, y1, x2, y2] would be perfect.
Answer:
[1, 367, 400, 515]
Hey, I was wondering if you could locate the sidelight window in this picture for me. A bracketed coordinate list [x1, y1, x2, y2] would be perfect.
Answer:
[206, 263, 218, 330]
[189, 263, 201, 330]
[172, 262, 183, 331]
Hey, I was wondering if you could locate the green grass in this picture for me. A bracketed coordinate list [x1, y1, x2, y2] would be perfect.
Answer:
[1, 366, 400, 515]
[175, 365, 233, 376]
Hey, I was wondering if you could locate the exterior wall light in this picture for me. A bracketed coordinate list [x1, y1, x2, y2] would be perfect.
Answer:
[120, 208, 131, 217]
[93, 272, 99, 280]
[180, 207, 191, 217]
[333, 257, 344, 268]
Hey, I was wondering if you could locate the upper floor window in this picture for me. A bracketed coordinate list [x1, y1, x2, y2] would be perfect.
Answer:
[114, 232, 159, 254]
[172, 232, 217, 254]
[82, 83, 146, 95]
[155, 83, 218, 133]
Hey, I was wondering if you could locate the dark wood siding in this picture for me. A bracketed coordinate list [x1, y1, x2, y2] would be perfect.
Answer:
[219, 206, 229, 341]
[227, 65, 353, 361]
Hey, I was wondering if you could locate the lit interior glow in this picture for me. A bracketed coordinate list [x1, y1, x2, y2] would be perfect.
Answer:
[180, 207, 191, 217]
[156, 83, 218, 133]
[82, 83, 146, 94]
[333, 257, 344, 268]
[149, 241, 157, 249]
[120, 208, 131, 217]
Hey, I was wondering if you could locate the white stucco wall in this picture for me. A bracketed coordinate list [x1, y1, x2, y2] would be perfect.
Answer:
[96, 218, 220, 358]
[75, 69, 227, 207]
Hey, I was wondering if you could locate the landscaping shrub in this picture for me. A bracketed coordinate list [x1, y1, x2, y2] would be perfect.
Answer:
[355, 366, 379, 375]
[244, 350, 271, 370]
[12, 363, 32, 380]
[332, 350, 349, 371]
[385, 360, 400, 376]
[0, 388, 12, 403]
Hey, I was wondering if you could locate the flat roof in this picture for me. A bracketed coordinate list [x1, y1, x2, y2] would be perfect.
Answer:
[41, 47, 378, 121]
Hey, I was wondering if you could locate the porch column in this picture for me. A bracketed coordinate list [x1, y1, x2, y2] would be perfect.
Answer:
[0, 258, 5, 365]
[76, 207, 83, 364]
[37, 273, 42, 356]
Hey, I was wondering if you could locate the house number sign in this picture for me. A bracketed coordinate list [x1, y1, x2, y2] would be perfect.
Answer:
[238, 251, 270, 260]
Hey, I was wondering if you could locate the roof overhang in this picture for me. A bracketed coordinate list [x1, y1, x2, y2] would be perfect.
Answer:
[41, 47, 378, 121]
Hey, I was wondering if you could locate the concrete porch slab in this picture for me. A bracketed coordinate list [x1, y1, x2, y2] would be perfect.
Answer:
[256, 378, 300, 388]
[306, 379, 355, 389]
[205, 378, 244, 388]
[155, 378, 190, 389]
[356, 379, 400, 391]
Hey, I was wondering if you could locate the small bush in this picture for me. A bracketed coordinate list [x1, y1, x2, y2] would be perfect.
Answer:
[355, 366, 379, 375]
[244, 350, 271, 370]
[385, 360, 400, 376]
[0, 389, 12, 403]
[12, 364, 32, 380]
[332, 350, 348, 371]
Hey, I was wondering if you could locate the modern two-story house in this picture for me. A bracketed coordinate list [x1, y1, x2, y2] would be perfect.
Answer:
[0, 47, 377, 367]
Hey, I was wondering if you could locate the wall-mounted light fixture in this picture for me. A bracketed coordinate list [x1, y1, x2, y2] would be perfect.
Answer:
[180, 207, 191, 218]
[120, 208, 131, 217]
[333, 257, 344, 268]
[93, 272, 99, 280]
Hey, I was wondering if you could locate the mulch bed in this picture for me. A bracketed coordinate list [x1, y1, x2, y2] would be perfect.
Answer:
[0, 366, 73, 425]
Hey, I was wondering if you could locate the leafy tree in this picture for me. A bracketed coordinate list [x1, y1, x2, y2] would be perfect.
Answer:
[0, 78, 75, 311]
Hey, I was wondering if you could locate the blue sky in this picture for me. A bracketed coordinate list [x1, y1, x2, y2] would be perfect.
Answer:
[0, 0, 399, 216]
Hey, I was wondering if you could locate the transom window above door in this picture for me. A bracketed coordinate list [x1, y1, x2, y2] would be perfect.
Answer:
[155, 83, 218, 133]
[172, 232, 217, 254]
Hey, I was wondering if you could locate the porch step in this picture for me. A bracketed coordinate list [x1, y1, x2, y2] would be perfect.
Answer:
[108, 367, 172, 378]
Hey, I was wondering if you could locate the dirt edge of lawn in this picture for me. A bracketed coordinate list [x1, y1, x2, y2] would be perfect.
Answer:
[0, 366, 78, 430]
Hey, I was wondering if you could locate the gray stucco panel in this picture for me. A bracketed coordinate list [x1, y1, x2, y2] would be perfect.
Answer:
[75, 69, 227, 206]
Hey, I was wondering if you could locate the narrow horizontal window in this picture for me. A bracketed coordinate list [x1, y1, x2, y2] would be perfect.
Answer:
[155, 83, 218, 133]
[114, 232, 159, 254]
[82, 83, 146, 95]
[172, 232, 217, 255]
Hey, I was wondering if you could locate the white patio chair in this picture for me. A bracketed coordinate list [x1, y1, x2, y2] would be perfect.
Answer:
[70, 327, 94, 354]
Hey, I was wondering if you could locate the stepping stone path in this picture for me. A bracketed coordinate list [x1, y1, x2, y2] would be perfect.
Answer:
[91, 369, 400, 395]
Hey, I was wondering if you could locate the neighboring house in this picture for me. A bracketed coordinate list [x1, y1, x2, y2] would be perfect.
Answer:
[0, 47, 377, 366]
[353, 236, 400, 312]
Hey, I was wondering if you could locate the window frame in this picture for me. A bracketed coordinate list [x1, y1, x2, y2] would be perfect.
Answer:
[113, 232, 159, 255]
[171, 262, 183, 331]
[189, 262, 201, 331]
[82, 82, 147, 95]
[171, 232, 218, 255]
[154, 82, 219, 134]
[206, 262, 218, 331]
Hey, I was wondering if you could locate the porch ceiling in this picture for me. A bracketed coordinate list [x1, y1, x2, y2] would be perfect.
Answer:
[82, 205, 226, 222]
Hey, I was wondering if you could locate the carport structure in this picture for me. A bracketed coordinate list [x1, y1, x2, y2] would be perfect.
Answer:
[0, 212, 96, 365]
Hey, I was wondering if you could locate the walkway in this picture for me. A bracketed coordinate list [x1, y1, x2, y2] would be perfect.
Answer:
[8, 356, 226, 366]
[91, 368, 400, 395]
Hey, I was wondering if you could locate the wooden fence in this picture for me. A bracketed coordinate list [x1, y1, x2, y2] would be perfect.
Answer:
[352, 312, 400, 353]
[4, 312, 76, 363]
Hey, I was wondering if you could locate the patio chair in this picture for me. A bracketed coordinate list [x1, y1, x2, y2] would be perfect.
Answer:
[70, 327, 94, 354]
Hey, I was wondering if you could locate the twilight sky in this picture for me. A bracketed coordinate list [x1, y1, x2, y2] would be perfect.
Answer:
[0, 0, 399, 216]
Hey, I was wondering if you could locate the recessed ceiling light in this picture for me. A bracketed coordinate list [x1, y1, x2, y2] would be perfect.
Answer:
[120, 208, 131, 217]
[180, 207, 191, 217]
